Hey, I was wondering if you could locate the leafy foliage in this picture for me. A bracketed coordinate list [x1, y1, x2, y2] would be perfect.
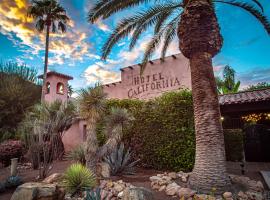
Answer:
[0, 140, 25, 167]
[67, 145, 86, 165]
[88, 0, 270, 67]
[243, 82, 270, 91]
[0, 62, 41, 141]
[62, 163, 96, 195]
[104, 143, 139, 175]
[97, 90, 195, 171]
[85, 188, 101, 200]
[224, 129, 244, 161]
[215, 65, 241, 94]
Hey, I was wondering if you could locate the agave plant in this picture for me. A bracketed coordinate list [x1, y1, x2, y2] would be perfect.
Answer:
[85, 188, 101, 200]
[104, 143, 140, 176]
[62, 163, 96, 196]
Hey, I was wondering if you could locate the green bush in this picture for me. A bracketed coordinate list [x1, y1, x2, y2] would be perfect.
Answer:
[62, 163, 96, 195]
[224, 129, 244, 161]
[67, 145, 86, 165]
[97, 90, 195, 171]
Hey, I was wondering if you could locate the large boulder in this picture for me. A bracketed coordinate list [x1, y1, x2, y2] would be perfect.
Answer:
[123, 187, 154, 200]
[11, 182, 65, 200]
[43, 173, 63, 184]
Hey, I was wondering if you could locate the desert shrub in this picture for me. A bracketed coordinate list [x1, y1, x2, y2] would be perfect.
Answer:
[5, 176, 23, 188]
[67, 145, 86, 165]
[104, 143, 139, 175]
[85, 188, 101, 200]
[98, 90, 195, 172]
[0, 140, 24, 166]
[224, 129, 244, 161]
[62, 163, 96, 195]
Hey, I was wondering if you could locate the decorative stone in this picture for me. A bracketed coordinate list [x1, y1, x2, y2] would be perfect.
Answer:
[123, 187, 154, 200]
[11, 182, 65, 200]
[114, 183, 125, 192]
[158, 185, 166, 192]
[168, 172, 177, 179]
[237, 191, 248, 200]
[165, 182, 180, 196]
[117, 191, 124, 198]
[43, 173, 63, 184]
[177, 188, 196, 198]
[223, 192, 232, 199]
[149, 176, 162, 182]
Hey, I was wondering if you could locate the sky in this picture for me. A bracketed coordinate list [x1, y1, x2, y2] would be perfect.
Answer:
[0, 0, 270, 92]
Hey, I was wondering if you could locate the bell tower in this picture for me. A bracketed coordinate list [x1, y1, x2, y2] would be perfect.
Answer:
[38, 71, 73, 103]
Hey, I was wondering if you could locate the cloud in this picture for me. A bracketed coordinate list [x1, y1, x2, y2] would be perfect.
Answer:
[238, 68, 270, 88]
[84, 64, 120, 84]
[0, 0, 94, 65]
[95, 20, 110, 32]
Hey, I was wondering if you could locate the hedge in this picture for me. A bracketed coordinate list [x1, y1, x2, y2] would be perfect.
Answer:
[97, 90, 195, 171]
[224, 129, 244, 161]
[97, 90, 244, 171]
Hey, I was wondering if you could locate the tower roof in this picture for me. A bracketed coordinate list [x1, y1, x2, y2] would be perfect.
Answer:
[38, 71, 73, 80]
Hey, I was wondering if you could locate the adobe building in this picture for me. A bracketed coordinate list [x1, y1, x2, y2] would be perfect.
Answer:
[39, 71, 87, 151]
[41, 55, 270, 162]
[103, 53, 192, 99]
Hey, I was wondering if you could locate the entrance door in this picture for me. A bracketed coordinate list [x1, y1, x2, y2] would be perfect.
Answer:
[244, 124, 270, 162]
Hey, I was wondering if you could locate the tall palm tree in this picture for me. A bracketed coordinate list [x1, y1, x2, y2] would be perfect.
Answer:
[77, 85, 107, 171]
[216, 65, 241, 94]
[88, 0, 270, 193]
[27, 0, 70, 100]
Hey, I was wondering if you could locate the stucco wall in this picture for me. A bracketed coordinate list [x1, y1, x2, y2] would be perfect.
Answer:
[44, 75, 69, 103]
[62, 119, 87, 152]
[103, 53, 191, 100]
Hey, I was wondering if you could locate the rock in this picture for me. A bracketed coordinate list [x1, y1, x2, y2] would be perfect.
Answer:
[123, 187, 154, 200]
[223, 192, 232, 199]
[101, 189, 109, 200]
[118, 191, 124, 198]
[11, 182, 65, 200]
[237, 191, 248, 200]
[158, 185, 166, 192]
[151, 182, 160, 190]
[195, 194, 216, 200]
[149, 176, 162, 182]
[98, 162, 111, 178]
[106, 180, 114, 188]
[43, 173, 63, 184]
[165, 182, 180, 196]
[245, 191, 263, 200]
[168, 172, 177, 179]
[114, 183, 125, 192]
[181, 176, 188, 183]
[177, 188, 196, 198]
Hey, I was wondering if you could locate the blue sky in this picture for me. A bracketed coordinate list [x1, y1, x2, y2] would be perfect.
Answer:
[0, 0, 270, 92]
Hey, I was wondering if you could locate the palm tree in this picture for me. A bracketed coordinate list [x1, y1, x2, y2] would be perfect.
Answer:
[27, 0, 70, 100]
[88, 0, 270, 193]
[77, 85, 107, 171]
[216, 65, 241, 94]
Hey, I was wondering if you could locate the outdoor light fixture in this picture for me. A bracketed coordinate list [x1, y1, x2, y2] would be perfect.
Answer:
[220, 116, 224, 121]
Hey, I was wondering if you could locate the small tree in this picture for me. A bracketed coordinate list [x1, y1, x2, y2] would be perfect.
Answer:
[20, 100, 76, 178]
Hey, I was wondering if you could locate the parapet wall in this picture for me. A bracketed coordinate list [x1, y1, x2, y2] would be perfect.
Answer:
[103, 53, 191, 100]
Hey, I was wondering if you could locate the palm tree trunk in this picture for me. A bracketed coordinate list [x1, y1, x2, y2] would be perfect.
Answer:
[41, 25, 50, 101]
[188, 53, 230, 193]
[178, 0, 231, 193]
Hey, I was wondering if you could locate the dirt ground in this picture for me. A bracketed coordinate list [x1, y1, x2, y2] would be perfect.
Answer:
[0, 161, 269, 200]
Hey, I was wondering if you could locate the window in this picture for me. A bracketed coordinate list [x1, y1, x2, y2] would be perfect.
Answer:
[46, 82, 50, 94]
[56, 82, 64, 94]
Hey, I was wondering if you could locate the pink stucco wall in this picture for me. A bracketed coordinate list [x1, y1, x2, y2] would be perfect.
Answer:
[103, 53, 191, 100]
[62, 119, 87, 152]
[44, 75, 69, 103]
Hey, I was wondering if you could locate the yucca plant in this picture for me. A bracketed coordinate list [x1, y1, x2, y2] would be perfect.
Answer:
[104, 143, 140, 176]
[62, 163, 96, 196]
[67, 145, 86, 165]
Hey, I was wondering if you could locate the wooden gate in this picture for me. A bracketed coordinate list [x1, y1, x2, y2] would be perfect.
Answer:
[244, 124, 270, 162]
